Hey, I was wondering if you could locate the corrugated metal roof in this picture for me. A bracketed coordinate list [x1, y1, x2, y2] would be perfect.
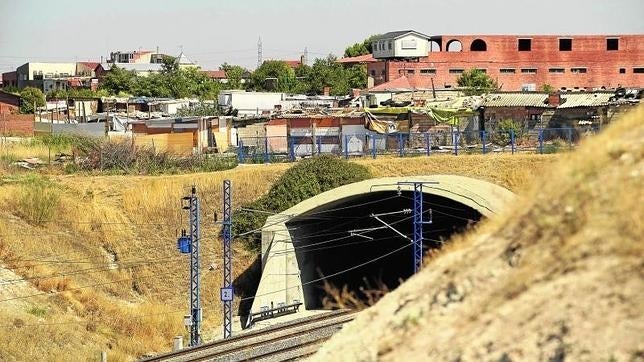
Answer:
[558, 92, 614, 108]
[482, 93, 550, 108]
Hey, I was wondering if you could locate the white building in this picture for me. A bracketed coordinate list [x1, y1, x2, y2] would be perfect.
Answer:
[371, 30, 431, 59]
[218, 90, 285, 116]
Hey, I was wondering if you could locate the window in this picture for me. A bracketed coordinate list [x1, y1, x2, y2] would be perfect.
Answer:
[619, 68, 626, 74]
[470, 39, 487, 51]
[476, 68, 487, 73]
[521, 68, 537, 74]
[446, 39, 463, 52]
[500, 68, 516, 73]
[634, 68, 644, 74]
[607, 38, 619, 51]
[518, 38, 532, 51]
[571, 67, 587, 74]
[388, 41, 392, 50]
[449, 68, 464, 74]
[401, 39, 418, 50]
[559, 38, 572, 51]
[406, 69, 415, 75]
[420, 69, 436, 75]
[549, 68, 565, 73]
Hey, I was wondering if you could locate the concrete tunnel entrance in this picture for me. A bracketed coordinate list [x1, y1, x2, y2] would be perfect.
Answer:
[251, 176, 514, 316]
[287, 191, 482, 309]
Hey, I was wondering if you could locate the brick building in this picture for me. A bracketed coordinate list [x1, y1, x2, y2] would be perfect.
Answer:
[360, 32, 644, 91]
[0, 91, 20, 114]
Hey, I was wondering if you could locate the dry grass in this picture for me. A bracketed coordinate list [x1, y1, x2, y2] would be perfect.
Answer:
[0, 146, 558, 360]
[0, 140, 53, 161]
[314, 105, 644, 361]
[356, 153, 559, 191]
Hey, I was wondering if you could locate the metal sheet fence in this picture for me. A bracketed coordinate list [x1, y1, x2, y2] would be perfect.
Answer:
[235, 127, 596, 163]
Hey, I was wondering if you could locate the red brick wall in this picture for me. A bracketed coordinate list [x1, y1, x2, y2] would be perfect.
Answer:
[0, 114, 34, 135]
[369, 34, 644, 91]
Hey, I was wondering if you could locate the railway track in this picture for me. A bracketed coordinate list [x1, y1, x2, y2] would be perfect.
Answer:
[141, 310, 356, 362]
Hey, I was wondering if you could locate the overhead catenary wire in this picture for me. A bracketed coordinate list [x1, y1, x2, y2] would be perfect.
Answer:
[0, 238, 412, 328]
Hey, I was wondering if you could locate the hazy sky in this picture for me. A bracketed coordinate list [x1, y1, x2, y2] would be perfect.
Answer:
[1, 0, 643, 73]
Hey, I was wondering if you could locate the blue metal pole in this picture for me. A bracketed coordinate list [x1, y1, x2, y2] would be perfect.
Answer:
[538, 129, 544, 154]
[425, 132, 430, 156]
[481, 130, 487, 154]
[398, 133, 404, 157]
[317, 135, 321, 156]
[567, 127, 572, 151]
[237, 140, 244, 163]
[185, 187, 201, 346]
[222, 180, 233, 339]
[263, 136, 269, 163]
[510, 129, 516, 154]
[289, 136, 295, 161]
[413, 183, 423, 273]
[453, 130, 458, 156]
[371, 135, 377, 159]
[344, 134, 349, 159]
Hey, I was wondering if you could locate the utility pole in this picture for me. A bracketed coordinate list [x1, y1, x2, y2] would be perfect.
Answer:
[398, 182, 438, 273]
[220, 180, 233, 339]
[181, 187, 201, 347]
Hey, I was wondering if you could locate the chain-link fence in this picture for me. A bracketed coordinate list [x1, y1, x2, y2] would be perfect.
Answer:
[234, 127, 595, 163]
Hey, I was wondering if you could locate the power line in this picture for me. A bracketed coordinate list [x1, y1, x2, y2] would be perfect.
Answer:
[240, 242, 413, 302]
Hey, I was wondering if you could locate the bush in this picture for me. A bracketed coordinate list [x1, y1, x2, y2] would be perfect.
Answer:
[73, 138, 237, 174]
[491, 119, 524, 146]
[232, 155, 372, 251]
[13, 175, 60, 226]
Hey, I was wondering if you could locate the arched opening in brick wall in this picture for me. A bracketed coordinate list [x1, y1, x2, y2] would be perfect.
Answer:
[430, 40, 442, 52]
[470, 39, 487, 51]
[446, 39, 463, 52]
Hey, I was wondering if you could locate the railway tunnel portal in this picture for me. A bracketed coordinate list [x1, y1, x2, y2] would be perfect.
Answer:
[250, 175, 514, 318]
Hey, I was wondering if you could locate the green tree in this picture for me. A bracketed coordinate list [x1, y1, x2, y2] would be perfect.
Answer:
[541, 83, 554, 93]
[99, 65, 135, 95]
[344, 35, 380, 57]
[220, 63, 246, 90]
[160, 55, 179, 73]
[251, 60, 297, 92]
[20, 87, 46, 114]
[456, 69, 498, 95]
[305, 55, 366, 96]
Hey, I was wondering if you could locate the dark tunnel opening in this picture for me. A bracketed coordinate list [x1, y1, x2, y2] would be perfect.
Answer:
[286, 191, 482, 309]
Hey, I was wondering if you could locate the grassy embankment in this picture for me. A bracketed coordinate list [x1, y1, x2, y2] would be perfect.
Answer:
[0, 150, 557, 360]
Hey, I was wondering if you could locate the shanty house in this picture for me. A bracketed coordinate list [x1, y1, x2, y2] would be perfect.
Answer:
[372, 30, 431, 59]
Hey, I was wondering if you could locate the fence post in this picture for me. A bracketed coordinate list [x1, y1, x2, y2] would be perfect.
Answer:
[481, 130, 487, 154]
[371, 135, 377, 159]
[344, 134, 349, 159]
[425, 132, 431, 156]
[510, 129, 516, 154]
[263, 136, 269, 163]
[398, 133, 403, 157]
[317, 135, 321, 156]
[288, 136, 295, 162]
[453, 130, 458, 156]
[567, 128, 572, 151]
[237, 140, 245, 163]
[538, 129, 544, 154]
